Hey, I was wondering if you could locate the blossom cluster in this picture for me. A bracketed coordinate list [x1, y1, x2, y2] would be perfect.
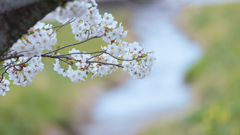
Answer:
[0, 78, 10, 96]
[56, 0, 127, 43]
[11, 22, 57, 57]
[0, 0, 156, 96]
[4, 57, 44, 87]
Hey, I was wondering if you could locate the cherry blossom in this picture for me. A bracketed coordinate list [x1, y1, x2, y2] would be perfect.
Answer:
[0, 0, 156, 96]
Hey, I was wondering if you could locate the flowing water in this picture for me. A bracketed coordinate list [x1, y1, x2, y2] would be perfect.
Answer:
[81, 1, 202, 135]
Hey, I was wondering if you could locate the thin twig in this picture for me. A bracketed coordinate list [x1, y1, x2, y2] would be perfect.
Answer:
[0, 64, 10, 71]
[104, 51, 135, 61]
[13, 66, 22, 71]
[87, 61, 123, 68]
[58, 58, 73, 65]
[43, 35, 101, 55]
[41, 54, 72, 59]
[60, 51, 104, 56]
[0, 66, 11, 83]
[14, 57, 32, 66]
[49, 18, 75, 36]
[82, 63, 91, 70]
[88, 52, 104, 61]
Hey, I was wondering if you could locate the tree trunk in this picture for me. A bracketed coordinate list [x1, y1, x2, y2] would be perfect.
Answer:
[0, 0, 70, 57]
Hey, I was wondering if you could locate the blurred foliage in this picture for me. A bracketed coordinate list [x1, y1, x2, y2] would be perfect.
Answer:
[0, 8, 133, 135]
[140, 2, 240, 135]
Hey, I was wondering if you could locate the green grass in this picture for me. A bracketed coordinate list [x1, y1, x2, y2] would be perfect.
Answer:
[140, 2, 240, 135]
[0, 8, 134, 135]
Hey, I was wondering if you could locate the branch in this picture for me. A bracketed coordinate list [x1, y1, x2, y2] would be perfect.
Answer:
[103, 51, 136, 61]
[61, 51, 104, 56]
[0, 0, 71, 56]
[0, 66, 11, 82]
[49, 18, 75, 36]
[44, 35, 102, 55]
[87, 61, 123, 68]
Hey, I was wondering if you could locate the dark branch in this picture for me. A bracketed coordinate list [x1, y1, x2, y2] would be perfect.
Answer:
[0, 0, 72, 56]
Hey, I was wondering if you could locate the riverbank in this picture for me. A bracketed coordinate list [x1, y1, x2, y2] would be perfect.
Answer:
[139, 1, 240, 135]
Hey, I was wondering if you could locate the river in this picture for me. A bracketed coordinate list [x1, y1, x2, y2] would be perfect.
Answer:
[81, 1, 202, 135]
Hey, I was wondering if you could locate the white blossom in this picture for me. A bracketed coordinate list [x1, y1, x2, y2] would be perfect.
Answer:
[0, 0, 156, 96]
[0, 78, 10, 96]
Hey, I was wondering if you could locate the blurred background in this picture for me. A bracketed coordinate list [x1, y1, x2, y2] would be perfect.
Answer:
[1, 0, 240, 134]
